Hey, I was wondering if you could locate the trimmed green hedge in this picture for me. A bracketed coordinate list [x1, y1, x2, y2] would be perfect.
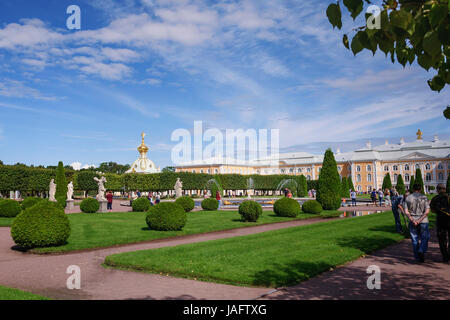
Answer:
[11, 201, 71, 248]
[301, 200, 323, 214]
[175, 196, 195, 212]
[21, 197, 43, 211]
[80, 198, 100, 213]
[145, 202, 187, 231]
[132, 197, 150, 212]
[274, 197, 301, 217]
[201, 198, 219, 211]
[0, 199, 22, 217]
[239, 201, 263, 222]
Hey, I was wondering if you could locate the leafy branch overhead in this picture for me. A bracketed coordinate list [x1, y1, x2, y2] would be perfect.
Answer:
[326, 0, 450, 92]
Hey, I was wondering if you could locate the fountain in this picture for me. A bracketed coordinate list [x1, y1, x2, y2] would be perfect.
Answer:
[276, 179, 298, 197]
[247, 177, 254, 199]
[205, 179, 222, 197]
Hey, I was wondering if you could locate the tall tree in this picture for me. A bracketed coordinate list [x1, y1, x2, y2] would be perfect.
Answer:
[396, 174, 406, 195]
[341, 176, 350, 198]
[326, 1, 450, 94]
[409, 175, 415, 192]
[415, 168, 425, 194]
[297, 175, 308, 197]
[382, 173, 393, 190]
[348, 176, 355, 191]
[55, 161, 68, 201]
[446, 172, 450, 192]
[317, 149, 342, 210]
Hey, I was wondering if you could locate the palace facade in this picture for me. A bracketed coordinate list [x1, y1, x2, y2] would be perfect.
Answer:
[175, 131, 450, 193]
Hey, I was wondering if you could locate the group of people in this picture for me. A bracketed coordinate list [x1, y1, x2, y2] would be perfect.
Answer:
[370, 188, 393, 207]
[391, 183, 449, 263]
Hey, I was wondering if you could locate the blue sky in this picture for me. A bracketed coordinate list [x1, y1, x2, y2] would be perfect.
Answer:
[0, 0, 449, 169]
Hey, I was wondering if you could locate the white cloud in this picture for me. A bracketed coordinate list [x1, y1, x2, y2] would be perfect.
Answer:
[0, 79, 58, 100]
[70, 162, 95, 170]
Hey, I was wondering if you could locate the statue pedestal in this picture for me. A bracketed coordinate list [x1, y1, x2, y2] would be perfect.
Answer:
[98, 200, 108, 213]
[66, 199, 74, 210]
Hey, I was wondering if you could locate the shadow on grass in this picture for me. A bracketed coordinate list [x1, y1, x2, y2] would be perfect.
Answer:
[251, 261, 333, 287]
[336, 235, 400, 255]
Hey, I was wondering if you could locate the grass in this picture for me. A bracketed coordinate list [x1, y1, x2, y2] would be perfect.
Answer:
[0, 217, 15, 227]
[0, 285, 49, 300]
[31, 210, 319, 254]
[104, 211, 412, 288]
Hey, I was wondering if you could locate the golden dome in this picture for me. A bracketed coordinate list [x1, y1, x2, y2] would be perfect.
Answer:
[138, 132, 149, 156]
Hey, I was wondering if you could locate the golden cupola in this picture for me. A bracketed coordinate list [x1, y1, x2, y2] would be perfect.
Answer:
[126, 132, 161, 174]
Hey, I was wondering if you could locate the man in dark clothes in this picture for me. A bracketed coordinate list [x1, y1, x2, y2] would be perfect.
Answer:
[106, 190, 113, 212]
[430, 184, 450, 262]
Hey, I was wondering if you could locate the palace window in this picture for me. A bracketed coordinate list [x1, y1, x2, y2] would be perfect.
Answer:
[289, 168, 294, 173]
[416, 164, 420, 169]
[393, 165, 398, 171]
[384, 165, 389, 171]
[200, 170, 204, 173]
[437, 163, 443, 170]
[356, 165, 361, 172]
[367, 186, 372, 192]
[367, 174, 372, 182]
[192, 170, 196, 173]
[357, 174, 361, 182]
[207, 169, 211, 174]
[214, 169, 219, 174]
[357, 185, 362, 192]
[307, 168, 311, 173]
[298, 168, 302, 173]
[405, 164, 410, 171]
[394, 174, 398, 182]
[425, 163, 431, 170]
[281, 169, 286, 174]
[367, 165, 372, 171]
[318, 167, 321, 172]
[438, 172, 444, 181]
[405, 174, 410, 182]
[306, 175, 311, 180]
[338, 166, 342, 171]
[426, 173, 432, 181]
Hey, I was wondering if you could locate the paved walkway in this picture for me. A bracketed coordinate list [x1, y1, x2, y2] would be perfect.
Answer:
[0, 217, 328, 300]
[262, 231, 450, 300]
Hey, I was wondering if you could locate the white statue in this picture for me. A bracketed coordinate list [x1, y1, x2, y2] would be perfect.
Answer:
[174, 178, 183, 199]
[49, 179, 56, 202]
[67, 181, 74, 201]
[94, 176, 107, 202]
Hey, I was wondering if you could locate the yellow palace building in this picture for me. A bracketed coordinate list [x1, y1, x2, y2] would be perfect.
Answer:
[175, 130, 450, 193]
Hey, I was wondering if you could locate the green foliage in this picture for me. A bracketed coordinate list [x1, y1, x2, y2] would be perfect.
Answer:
[317, 149, 341, 210]
[132, 197, 151, 212]
[326, 0, 450, 92]
[444, 106, 450, 119]
[302, 200, 323, 214]
[297, 175, 308, 197]
[56, 196, 67, 209]
[201, 198, 219, 211]
[98, 162, 130, 175]
[55, 161, 67, 202]
[238, 200, 263, 222]
[348, 177, 355, 191]
[396, 174, 406, 194]
[145, 202, 187, 231]
[20, 197, 43, 210]
[307, 180, 319, 191]
[74, 170, 99, 193]
[0, 199, 22, 217]
[341, 177, 350, 198]
[382, 173, 392, 190]
[415, 168, 425, 194]
[273, 197, 301, 217]
[409, 175, 415, 191]
[447, 172, 450, 192]
[175, 196, 195, 212]
[80, 198, 100, 213]
[11, 201, 71, 249]
[104, 173, 124, 191]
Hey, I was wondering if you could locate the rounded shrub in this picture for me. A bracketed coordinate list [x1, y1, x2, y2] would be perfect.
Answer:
[132, 197, 151, 212]
[175, 196, 195, 212]
[301, 200, 323, 214]
[21, 197, 43, 211]
[80, 198, 100, 213]
[201, 198, 219, 211]
[56, 196, 67, 209]
[273, 197, 301, 217]
[11, 201, 71, 249]
[0, 199, 22, 217]
[146, 202, 187, 231]
[239, 201, 263, 222]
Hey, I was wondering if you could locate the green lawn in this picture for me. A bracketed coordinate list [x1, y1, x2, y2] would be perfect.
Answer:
[0, 217, 14, 227]
[105, 211, 410, 288]
[32, 210, 319, 254]
[0, 285, 49, 300]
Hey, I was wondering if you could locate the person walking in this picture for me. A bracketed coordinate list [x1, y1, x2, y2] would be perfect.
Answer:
[350, 190, 357, 207]
[216, 191, 222, 209]
[384, 189, 391, 206]
[378, 188, 384, 207]
[430, 184, 450, 262]
[371, 189, 377, 206]
[155, 192, 160, 204]
[404, 183, 431, 262]
[106, 190, 113, 212]
[390, 191, 403, 233]
[148, 192, 154, 206]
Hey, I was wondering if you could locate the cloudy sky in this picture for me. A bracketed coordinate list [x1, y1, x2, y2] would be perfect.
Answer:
[0, 0, 448, 168]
